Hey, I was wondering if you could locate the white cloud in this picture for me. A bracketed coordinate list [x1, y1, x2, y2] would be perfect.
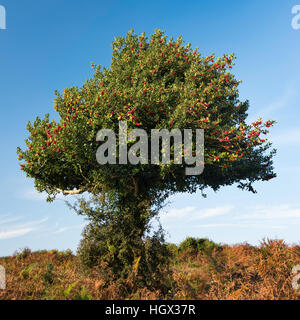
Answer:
[236, 204, 300, 220]
[53, 224, 84, 234]
[6, 217, 49, 229]
[198, 223, 238, 228]
[161, 205, 234, 221]
[20, 188, 47, 201]
[249, 86, 297, 123]
[0, 227, 35, 240]
[0, 215, 48, 240]
[0, 216, 22, 226]
[161, 203, 300, 229]
[197, 206, 234, 219]
[20, 187, 66, 201]
[271, 128, 300, 147]
[161, 206, 196, 220]
[197, 223, 288, 229]
[279, 165, 300, 174]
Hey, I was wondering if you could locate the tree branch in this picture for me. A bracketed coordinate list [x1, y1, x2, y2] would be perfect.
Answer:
[56, 188, 84, 195]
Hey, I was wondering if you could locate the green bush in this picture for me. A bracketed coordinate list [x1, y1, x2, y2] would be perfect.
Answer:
[43, 262, 55, 285]
[166, 243, 178, 256]
[58, 249, 73, 259]
[73, 286, 93, 300]
[72, 192, 172, 294]
[20, 263, 38, 279]
[77, 220, 171, 292]
[15, 247, 31, 260]
[178, 237, 220, 255]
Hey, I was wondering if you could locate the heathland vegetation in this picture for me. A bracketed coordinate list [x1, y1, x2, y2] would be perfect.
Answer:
[1, 238, 299, 300]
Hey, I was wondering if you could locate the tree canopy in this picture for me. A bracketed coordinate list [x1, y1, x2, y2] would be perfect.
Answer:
[17, 29, 276, 203]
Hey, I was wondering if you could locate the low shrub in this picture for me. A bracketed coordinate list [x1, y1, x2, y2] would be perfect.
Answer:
[178, 237, 220, 255]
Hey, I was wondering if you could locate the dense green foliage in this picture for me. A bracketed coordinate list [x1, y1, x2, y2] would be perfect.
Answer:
[178, 237, 220, 255]
[73, 194, 172, 291]
[18, 29, 276, 202]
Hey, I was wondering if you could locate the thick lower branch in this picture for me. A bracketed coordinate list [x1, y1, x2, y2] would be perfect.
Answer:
[56, 188, 84, 195]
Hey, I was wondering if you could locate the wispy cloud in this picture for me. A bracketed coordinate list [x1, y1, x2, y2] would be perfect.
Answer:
[161, 203, 300, 231]
[235, 204, 300, 220]
[20, 189, 48, 201]
[279, 165, 300, 174]
[196, 206, 234, 219]
[249, 86, 298, 123]
[0, 215, 48, 240]
[20, 187, 66, 201]
[271, 128, 300, 147]
[161, 205, 234, 221]
[0, 216, 22, 226]
[161, 206, 196, 220]
[197, 223, 288, 229]
[53, 224, 85, 234]
[0, 227, 35, 240]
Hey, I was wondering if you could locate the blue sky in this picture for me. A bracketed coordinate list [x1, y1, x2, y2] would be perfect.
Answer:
[0, 0, 300, 256]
